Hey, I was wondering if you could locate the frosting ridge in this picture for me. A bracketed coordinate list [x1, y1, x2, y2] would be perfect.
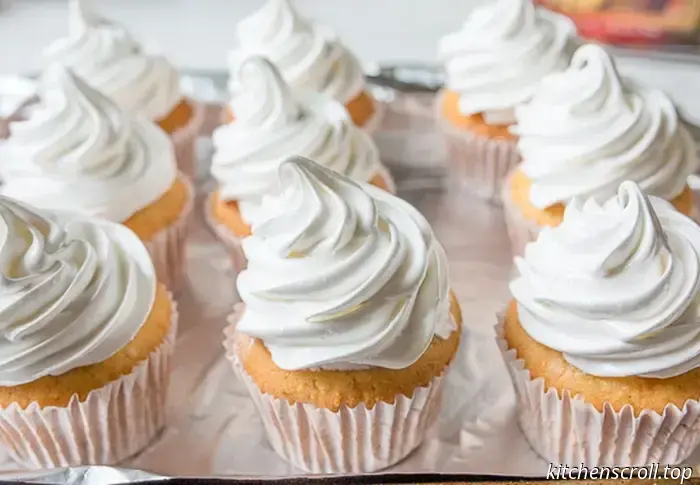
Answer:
[228, 0, 365, 104]
[212, 56, 384, 224]
[0, 65, 177, 222]
[438, 0, 575, 119]
[511, 181, 700, 378]
[514, 44, 698, 208]
[0, 196, 156, 386]
[43, 0, 182, 120]
[236, 156, 453, 371]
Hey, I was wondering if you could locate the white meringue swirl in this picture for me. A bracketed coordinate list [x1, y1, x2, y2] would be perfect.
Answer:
[43, 0, 182, 121]
[514, 45, 699, 209]
[0, 196, 156, 386]
[228, 0, 365, 104]
[212, 57, 385, 224]
[0, 66, 177, 223]
[511, 181, 700, 379]
[438, 0, 575, 120]
[236, 157, 454, 371]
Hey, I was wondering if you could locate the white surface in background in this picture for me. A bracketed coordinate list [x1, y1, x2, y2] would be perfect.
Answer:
[0, 0, 474, 71]
[1, 0, 700, 118]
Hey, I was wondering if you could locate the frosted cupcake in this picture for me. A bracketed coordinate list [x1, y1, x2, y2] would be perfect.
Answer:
[503, 44, 698, 256]
[207, 56, 393, 270]
[226, 0, 378, 130]
[43, 0, 203, 178]
[438, 0, 575, 203]
[0, 66, 192, 290]
[499, 181, 700, 466]
[224, 156, 461, 473]
[0, 196, 176, 468]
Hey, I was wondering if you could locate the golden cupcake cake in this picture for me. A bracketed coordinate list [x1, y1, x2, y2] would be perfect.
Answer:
[0, 195, 176, 468]
[437, 0, 575, 203]
[500, 181, 700, 466]
[207, 56, 393, 270]
[43, 0, 203, 178]
[0, 65, 192, 290]
[224, 156, 461, 473]
[226, 0, 378, 130]
[503, 44, 698, 257]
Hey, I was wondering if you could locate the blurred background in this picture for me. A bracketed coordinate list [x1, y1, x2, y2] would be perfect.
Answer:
[1, 0, 700, 117]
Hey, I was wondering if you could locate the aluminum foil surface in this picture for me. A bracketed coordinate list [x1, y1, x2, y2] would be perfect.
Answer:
[0, 69, 699, 483]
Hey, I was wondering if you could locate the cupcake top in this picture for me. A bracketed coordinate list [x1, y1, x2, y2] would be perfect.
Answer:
[43, 0, 182, 121]
[236, 156, 454, 371]
[228, 0, 365, 105]
[438, 0, 575, 123]
[0, 196, 156, 386]
[514, 45, 698, 209]
[0, 65, 177, 223]
[212, 56, 385, 224]
[511, 181, 700, 379]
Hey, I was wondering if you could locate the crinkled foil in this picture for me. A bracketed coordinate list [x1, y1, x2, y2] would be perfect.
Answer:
[0, 68, 699, 484]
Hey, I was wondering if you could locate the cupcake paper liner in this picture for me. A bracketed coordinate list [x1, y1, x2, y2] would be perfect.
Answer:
[143, 173, 194, 292]
[443, 123, 520, 205]
[222, 308, 449, 474]
[169, 99, 205, 181]
[371, 93, 446, 169]
[436, 94, 520, 205]
[500, 172, 543, 258]
[495, 315, 700, 467]
[0, 294, 179, 469]
[204, 167, 396, 273]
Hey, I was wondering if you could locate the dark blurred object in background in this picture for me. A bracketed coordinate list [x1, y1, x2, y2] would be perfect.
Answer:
[537, 0, 700, 47]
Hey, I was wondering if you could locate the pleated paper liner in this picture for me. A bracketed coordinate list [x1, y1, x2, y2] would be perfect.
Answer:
[495, 314, 700, 467]
[143, 173, 194, 292]
[435, 92, 520, 206]
[169, 98, 205, 181]
[0, 294, 179, 469]
[222, 304, 453, 474]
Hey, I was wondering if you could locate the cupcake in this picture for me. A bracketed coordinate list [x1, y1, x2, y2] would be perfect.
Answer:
[499, 180, 700, 466]
[0, 65, 192, 290]
[437, 0, 575, 203]
[0, 195, 176, 468]
[503, 44, 699, 257]
[42, 0, 203, 178]
[207, 56, 393, 270]
[225, 0, 378, 130]
[224, 156, 462, 473]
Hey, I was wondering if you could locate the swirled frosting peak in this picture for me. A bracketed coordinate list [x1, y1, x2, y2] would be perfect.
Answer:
[236, 156, 454, 371]
[0, 65, 176, 222]
[230, 55, 304, 130]
[0, 196, 156, 386]
[228, 0, 365, 104]
[515, 44, 699, 209]
[511, 181, 700, 378]
[438, 0, 575, 120]
[43, 0, 182, 121]
[212, 56, 385, 224]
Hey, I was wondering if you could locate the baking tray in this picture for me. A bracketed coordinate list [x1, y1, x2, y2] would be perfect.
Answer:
[1, 67, 700, 484]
